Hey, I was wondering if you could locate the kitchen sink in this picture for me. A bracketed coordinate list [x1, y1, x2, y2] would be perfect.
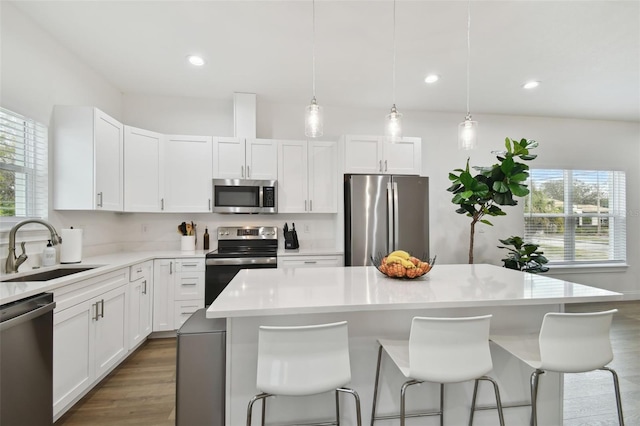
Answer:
[2, 267, 100, 282]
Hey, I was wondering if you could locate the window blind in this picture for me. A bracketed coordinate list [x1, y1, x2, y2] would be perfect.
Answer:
[0, 107, 48, 219]
[524, 169, 626, 265]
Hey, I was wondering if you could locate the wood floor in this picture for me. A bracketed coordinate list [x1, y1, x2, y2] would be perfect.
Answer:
[55, 302, 640, 426]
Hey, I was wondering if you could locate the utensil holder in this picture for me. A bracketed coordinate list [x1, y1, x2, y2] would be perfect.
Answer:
[181, 235, 196, 252]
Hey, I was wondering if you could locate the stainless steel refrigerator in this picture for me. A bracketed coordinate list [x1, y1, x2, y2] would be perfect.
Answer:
[344, 174, 429, 266]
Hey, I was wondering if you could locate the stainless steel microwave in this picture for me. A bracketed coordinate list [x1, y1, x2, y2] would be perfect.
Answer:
[211, 179, 277, 213]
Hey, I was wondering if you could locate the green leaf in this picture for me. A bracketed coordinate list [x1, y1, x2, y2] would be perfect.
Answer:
[493, 181, 509, 193]
[520, 154, 537, 161]
[446, 183, 461, 193]
[459, 171, 475, 188]
[480, 219, 493, 226]
[508, 183, 530, 197]
[494, 192, 516, 205]
[448, 172, 460, 181]
[501, 157, 515, 174]
[460, 190, 474, 199]
[510, 172, 529, 183]
[504, 137, 512, 153]
[452, 193, 466, 204]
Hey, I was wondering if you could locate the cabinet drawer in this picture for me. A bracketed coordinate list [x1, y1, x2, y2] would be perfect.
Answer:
[278, 255, 343, 268]
[175, 272, 204, 300]
[175, 258, 205, 272]
[174, 300, 204, 330]
[129, 260, 152, 282]
[53, 269, 129, 312]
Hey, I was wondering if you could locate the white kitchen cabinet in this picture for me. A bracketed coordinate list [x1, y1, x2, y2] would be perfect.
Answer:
[128, 260, 153, 349]
[343, 135, 422, 175]
[278, 140, 338, 213]
[212, 137, 277, 180]
[153, 258, 204, 332]
[53, 269, 129, 419]
[278, 254, 344, 268]
[163, 134, 213, 212]
[53, 106, 124, 211]
[124, 126, 163, 212]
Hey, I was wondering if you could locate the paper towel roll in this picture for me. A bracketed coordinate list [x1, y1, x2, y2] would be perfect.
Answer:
[60, 228, 83, 264]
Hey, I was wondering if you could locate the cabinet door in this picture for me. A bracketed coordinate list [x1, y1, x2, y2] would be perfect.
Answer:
[124, 126, 163, 212]
[212, 137, 245, 178]
[382, 137, 422, 175]
[94, 109, 124, 211]
[53, 300, 95, 417]
[128, 279, 143, 349]
[163, 135, 213, 212]
[344, 135, 383, 174]
[246, 139, 278, 180]
[153, 259, 175, 331]
[94, 285, 128, 379]
[308, 141, 338, 213]
[140, 277, 152, 340]
[277, 140, 308, 213]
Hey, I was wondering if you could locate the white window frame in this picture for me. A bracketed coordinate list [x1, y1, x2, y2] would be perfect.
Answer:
[524, 168, 626, 268]
[0, 107, 48, 231]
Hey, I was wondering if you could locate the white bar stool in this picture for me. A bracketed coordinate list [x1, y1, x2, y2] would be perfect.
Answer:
[370, 315, 505, 426]
[246, 321, 362, 426]
[490, 309, 624, 426]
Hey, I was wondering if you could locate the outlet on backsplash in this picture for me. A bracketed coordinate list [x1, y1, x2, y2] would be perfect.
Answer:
[304, 224, 310, 233]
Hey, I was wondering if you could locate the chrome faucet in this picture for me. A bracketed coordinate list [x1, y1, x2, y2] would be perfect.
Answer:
[5, 219, 62, 274]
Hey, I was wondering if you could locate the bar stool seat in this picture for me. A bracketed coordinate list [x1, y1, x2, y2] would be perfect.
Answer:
[490, 309, 624, 426]
[246, 321, 362, 426]
[370, 315, 505, 426]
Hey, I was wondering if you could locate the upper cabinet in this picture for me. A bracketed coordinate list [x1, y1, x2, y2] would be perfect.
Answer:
[278, 140, 338, 213]
[54, 106, 124, 211]
[212, 137, 277, 180]
[343, 135, 422, 175]
[124, 126, 163, 212]
[163, 135, 213, 212]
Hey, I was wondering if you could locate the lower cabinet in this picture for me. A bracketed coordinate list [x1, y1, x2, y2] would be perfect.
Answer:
[128, 260, 153, 349]
[53, 269, 129, 419]
[153, 258, 204, 331]
[278, 254, 344, 268]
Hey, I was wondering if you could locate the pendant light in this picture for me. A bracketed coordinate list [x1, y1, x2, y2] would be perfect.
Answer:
[305, 0, 323, 138]
[458, 0, 477, 150]
[385, 0, 402, 142]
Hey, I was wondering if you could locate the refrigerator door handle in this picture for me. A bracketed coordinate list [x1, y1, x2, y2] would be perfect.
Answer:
[387, 181, 394, 251]
[393, 181, 399, 249]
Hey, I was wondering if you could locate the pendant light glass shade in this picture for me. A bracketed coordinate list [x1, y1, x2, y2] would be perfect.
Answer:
[458, 115, 478, 150]
[304, 0, 323, 138]
[305, 96, 323, 138]
[385, 104, 402, 141]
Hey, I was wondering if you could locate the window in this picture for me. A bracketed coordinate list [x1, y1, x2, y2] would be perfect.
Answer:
[524, 169, 626, 265]
[0, 107, 48, 221]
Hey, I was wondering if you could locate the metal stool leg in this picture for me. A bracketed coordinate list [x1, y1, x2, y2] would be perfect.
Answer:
[530, 369, 544, 426]
[246, 393, 270, 426]
[337, 387, 362, 426]
[400, 380, 422, 426]
[469, 379, 480, 426]
[370, 345, 384, 426]
[439, 383, 444, 426]
[601, 367, 625, 425]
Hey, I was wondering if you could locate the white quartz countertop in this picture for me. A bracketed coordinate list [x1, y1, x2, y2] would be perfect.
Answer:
[276, 248, 344, 256]
[0, 250, 207, 305]
[205, 264, 623, 318]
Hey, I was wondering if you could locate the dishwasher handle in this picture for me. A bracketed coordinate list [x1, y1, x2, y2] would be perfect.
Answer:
[0, 300, 56, 332]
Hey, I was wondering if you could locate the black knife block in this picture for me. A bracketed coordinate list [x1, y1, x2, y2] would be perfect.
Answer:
[284, 229, 299, 249]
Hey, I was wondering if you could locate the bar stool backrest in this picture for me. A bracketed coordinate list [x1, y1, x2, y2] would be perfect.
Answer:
[408, 315, 493, 383]
[256, 321, 351, 396]
[539, 309, 617, 373]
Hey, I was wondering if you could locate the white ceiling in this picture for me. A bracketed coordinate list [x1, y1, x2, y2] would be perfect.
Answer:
[10, 0, 640, 122]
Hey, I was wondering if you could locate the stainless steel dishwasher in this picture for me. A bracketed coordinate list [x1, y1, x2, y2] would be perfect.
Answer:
[176, 308, 226, 426]
[1, 292, 55, 425]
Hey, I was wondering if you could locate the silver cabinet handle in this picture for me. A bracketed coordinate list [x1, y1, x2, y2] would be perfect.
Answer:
[304, 261, 317, 264]
[181, 310, 197, 315]
[92, 302, 99, 321]
[137, 267, 142, 273]
[379, 160, 383, 172]
[385, 160, 388, 172]
[169, 261, 173, 275]
[247, 165, 251, 178]
[241, 165, 244, 178]
[304, 200, 307, 211]
[181, 282, 197, 286]
[97, 192, 103, 207]
[161, 198, 164, 211]
[310, 200, 313, 212]
[99, 299, 105, 318]
[208, 198, 211, 211]
[142, 280, 147, 295]
[181, 262, 199, 267]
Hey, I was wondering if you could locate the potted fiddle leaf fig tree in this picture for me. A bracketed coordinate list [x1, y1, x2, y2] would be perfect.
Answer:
[498, 236, 549, 273]
[447, 137, 538, 264]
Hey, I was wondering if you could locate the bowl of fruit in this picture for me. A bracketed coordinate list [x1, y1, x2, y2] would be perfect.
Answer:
[372, 251, 436, 279]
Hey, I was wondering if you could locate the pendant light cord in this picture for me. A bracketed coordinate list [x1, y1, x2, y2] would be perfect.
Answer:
[392, 0, 397, 105]
[465, 0, 471, 117]
[312, 0, 316, 99]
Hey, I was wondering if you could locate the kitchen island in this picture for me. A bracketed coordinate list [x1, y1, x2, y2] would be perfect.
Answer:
[206, 264, 623, 426]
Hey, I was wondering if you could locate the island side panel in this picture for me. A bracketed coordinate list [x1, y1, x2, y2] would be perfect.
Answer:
[227, 304, 562, 426]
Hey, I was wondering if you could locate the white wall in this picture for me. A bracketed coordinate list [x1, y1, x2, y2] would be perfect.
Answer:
[2, 3, 639, 298]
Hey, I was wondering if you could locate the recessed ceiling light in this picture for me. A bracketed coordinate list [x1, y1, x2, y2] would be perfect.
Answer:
[523, 81, 540, 89]
[187, 55, 205, 66]
[424, 74, 440, 84]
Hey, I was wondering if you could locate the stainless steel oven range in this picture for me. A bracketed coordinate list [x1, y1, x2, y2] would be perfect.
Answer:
[205, 226, 277, 306]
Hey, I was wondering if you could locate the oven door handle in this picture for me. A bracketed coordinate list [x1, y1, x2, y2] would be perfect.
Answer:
[206, 257, 277, 266]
